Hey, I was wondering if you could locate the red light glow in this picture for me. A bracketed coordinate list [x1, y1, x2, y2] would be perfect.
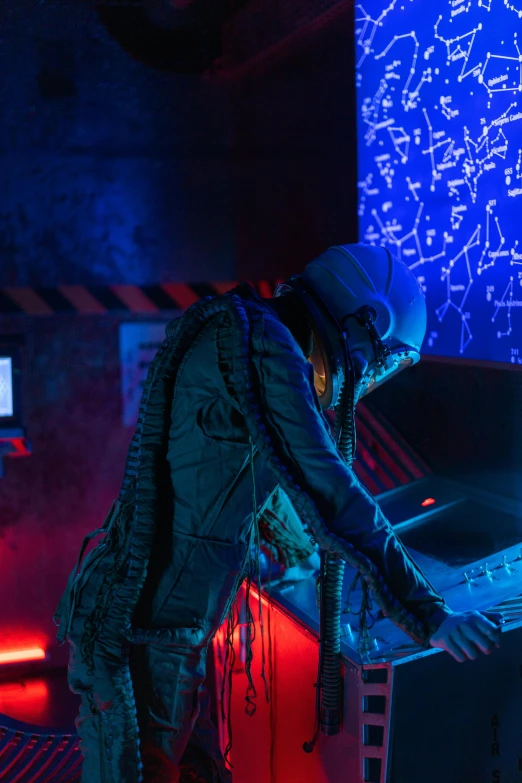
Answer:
[0, 678, 50, 724]
[0, 647, 46, 664]
[214, 583, 352, 783]
[421, 497, 436, 507]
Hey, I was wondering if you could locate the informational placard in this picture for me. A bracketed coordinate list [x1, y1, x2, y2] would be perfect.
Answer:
[356, 0, 522, 364]
[119, 321, 174, 428]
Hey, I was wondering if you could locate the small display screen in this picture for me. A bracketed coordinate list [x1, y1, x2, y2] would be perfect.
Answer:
[0, 357, 14, 418]
[399, 500, 522, 567]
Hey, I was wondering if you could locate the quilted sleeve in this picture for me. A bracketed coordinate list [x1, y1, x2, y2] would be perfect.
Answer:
[243, 309, 453, 644]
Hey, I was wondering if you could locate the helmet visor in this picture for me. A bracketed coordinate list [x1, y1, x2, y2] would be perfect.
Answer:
[306, 326, 343, 409]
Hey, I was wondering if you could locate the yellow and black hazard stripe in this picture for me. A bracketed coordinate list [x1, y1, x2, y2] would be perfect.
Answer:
[0, 281, 280, 315]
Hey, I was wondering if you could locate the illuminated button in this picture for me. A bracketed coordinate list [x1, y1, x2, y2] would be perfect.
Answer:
[501, 555, 517, 572]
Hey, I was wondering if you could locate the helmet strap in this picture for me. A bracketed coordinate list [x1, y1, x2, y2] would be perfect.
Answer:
[342, 306, 391, 369]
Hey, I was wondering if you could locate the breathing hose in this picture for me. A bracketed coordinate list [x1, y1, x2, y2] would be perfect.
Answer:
[319, 360, 355, 735]
[318, 551, 345, 735]
[304, 333, 356, 749]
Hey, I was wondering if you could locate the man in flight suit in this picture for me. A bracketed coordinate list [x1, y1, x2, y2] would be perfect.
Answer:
[55, 243, 503, 783]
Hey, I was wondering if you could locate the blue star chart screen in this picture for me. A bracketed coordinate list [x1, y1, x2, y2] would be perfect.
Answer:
[355, 0, 522, 364]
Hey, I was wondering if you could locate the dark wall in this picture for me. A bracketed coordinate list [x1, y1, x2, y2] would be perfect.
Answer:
[369, 359, 522, 502]
[0, 0, 235, 287]
[0, 314, 151, 664]
[0, 0, 234, 667]
[0, 0, 360, 669]
[229, 2, 358, 280]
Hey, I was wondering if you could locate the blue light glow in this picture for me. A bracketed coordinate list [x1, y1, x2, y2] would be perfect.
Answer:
[356, 0, 522, 364]
[0, 358, 14, 418]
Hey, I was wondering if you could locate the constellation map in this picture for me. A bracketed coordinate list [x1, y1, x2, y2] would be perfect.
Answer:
[356, 0, 522, 364]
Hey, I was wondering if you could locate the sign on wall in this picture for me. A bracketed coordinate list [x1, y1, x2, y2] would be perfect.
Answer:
[119, 320, 178, 428]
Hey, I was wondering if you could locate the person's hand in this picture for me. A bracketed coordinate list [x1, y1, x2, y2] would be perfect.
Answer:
[429, 610, 503, 662]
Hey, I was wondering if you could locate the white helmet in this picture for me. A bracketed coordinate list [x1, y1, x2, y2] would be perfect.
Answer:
[276, 243, 427, 409]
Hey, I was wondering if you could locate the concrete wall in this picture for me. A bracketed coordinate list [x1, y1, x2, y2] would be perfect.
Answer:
[0, 0, 235, 669]
[0, 0, 236, 287]
[0, 313, 158, 665]
[229, 1, 358, 280]
[0, 0, 359, 671]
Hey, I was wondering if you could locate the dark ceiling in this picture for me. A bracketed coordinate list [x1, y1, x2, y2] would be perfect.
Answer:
[96, 0, 348, 73]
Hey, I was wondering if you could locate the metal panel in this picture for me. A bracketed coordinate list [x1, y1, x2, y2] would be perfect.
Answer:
[249, 473, 522, 782]
[389, 621, 522, 783]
